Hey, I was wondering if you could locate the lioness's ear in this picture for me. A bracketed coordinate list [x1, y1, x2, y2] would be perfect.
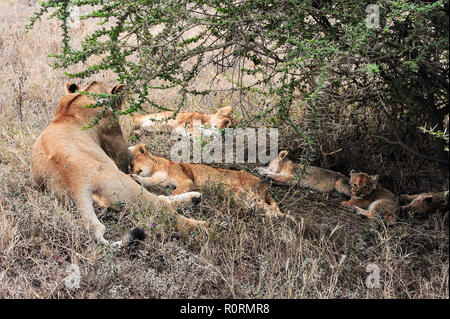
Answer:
[349, 169, 355, 177]
[216, 106, 232, 117]
[111, 84, 126, 94]
[370, 174, 379, 184]
[278, 150, 288, 161]
[66, 83, 79, 93]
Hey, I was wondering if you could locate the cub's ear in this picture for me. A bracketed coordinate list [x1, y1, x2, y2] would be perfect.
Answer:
[136, 144, 148, 155]
[216, 106, 232, 117]
[370, 174, 379, 184]
[278, 150, 289, 161]
[130, 144, 147, 155]
[111, 84, 126, 94]
[65, 83, 79, 93]
[349, 169, 356, 176]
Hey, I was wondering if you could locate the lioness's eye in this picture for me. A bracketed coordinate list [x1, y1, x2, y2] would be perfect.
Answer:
[353, 184, 357, 187]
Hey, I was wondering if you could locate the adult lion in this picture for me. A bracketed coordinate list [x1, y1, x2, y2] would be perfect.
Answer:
[31, 81, 206, 247]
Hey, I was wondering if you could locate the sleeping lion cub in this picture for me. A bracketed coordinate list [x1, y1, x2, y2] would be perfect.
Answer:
[256, 150, 351, 197]
[133, 106, 232, 138]
[341, 170, 398, 223]
[399, 193, 446, 214]
[129, 144, 286, 218]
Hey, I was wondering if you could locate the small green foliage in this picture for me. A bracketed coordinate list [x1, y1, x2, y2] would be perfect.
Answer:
[420, 125, 449, 152]
[27, 0, 448, 168]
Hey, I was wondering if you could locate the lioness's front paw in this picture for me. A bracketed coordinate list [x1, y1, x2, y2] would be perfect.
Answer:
[188, 191, 202, 205]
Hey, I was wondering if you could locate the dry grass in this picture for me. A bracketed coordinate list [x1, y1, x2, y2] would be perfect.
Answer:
[0, 1, 448, 299]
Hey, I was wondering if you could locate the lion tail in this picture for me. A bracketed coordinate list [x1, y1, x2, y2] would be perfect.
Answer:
[121, 227, 147, 248]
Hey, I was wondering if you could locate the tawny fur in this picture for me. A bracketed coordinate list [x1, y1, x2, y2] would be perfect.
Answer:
[341, 170, 398, 223]
[256, 150, 351, 197]
[129, 144, 286, 218]
[399, 193, 446, 214]
[133, 106, 232, 138]
[31, 81, 206, 247]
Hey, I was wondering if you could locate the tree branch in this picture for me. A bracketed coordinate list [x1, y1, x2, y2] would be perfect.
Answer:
[376, 135, 449, 165]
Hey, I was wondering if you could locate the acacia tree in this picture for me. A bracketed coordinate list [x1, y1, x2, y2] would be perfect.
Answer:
[28, 0, 449, 176]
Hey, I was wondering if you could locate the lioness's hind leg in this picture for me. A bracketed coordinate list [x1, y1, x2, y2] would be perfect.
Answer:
[92, 193, 120, 211]
[95, 171, 206, 235]
[73, 188, 117, 246]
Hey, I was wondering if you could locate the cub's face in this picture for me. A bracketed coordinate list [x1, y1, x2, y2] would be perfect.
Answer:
[349, 170, 379, 198]
[129, 144, 154, 177]
[267, 150, 289, 173]
[211, 106, 233, 129]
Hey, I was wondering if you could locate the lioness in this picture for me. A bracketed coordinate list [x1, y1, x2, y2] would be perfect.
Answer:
[399, 193, 446, 214]
[129, 144, 285, 218]
[31, 81, 206, 247]
[133, 106, 232, 138]
[256, 150, 351, 197]
[341, 171, 398, 223]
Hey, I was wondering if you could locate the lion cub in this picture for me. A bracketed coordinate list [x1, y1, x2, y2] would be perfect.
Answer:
[341, 171, 398, 223]
[129, 144, 285, 218]
[256, 150, 351, 197]
[399, 193, 446, 214]
[133, 106, 232, 138]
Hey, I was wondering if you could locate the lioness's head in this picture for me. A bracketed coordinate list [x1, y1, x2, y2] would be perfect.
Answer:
[349, 170, 379, 198]
[63, 81, 128, 110]
[129, 144, 155, 177]
[267, 150, 289, 173]
[210, 106, 233, 129]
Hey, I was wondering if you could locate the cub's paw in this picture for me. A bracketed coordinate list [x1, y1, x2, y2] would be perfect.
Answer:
[351, 206, 366, 216]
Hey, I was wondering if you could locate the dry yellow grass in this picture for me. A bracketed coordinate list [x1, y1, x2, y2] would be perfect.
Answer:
[0, 1, 448, 299]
